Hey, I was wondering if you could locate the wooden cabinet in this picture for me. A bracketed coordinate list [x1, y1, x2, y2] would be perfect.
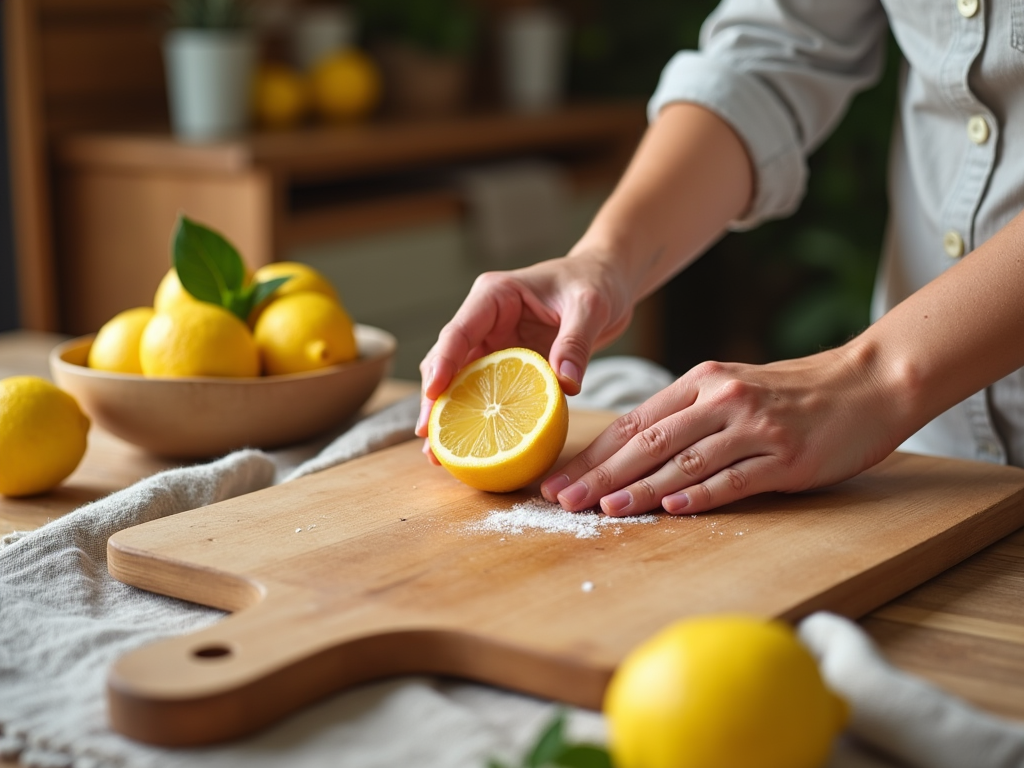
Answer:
[54, 101, 646, 334]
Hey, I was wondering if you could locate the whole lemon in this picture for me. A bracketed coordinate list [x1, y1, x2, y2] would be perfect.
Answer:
[253, 64, 308, 129]
[254, 292, 358, 375]
[604, 615, 848, 768]
[309, 50, 381, 121]
[0, 376, 91, 497]
[88, 306, 155, 374]
[153, 268, 200, 313]
[248, 261, 339, 324]
[140, 303, 260, 378]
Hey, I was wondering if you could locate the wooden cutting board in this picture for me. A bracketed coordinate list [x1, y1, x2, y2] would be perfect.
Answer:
[107, 410, 1024, 747]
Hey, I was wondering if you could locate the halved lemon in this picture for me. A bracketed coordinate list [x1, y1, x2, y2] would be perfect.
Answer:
[427, 347, 569, 493]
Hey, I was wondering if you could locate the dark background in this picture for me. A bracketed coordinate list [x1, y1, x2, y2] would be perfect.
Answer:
[0, 9, 21, 332]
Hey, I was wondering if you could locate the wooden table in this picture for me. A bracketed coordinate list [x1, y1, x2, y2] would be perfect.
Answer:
[2, 331, 1022, 765]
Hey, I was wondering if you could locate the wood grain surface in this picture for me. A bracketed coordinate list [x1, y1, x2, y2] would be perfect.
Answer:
[105, 410, 1024, 747]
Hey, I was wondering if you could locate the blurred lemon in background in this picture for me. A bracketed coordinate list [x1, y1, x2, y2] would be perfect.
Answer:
[140, 303, 260, 378]
[254, 292, 357, 375]
[0, 376, 90, 497]
[604, 614, 848, 768]
[309, 50, 381, 121]
[88, 306, 155, 374]
[427, 347, 569, 492]
[253, 63, 308, 129]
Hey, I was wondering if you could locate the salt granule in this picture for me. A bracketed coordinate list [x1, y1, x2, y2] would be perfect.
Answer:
[581, 581, 595, 592]
[468, 497, 656, 539]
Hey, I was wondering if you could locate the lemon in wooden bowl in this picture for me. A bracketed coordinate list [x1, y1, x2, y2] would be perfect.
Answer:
[50, 325, 396, 459]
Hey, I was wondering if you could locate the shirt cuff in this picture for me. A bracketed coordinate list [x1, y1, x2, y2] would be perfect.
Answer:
[647, 51, 807, 230]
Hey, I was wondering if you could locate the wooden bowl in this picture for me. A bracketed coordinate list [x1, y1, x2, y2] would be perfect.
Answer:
[50, 325, 397, 458]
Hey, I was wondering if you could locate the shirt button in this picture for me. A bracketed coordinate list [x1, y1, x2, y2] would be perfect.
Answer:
[958, 0, 979, 17]
[967, 115, 990, 144]
[943, 230, 965, 258]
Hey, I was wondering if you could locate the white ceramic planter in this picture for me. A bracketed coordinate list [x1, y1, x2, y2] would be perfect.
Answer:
[499, 8, 568, 113]
[163, 29, 257, 142]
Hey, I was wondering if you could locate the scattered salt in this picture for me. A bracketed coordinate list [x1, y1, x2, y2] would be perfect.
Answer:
[467, 497, 657, 539]
[581, 581, 595, 592]
[294, 528, 302, 533]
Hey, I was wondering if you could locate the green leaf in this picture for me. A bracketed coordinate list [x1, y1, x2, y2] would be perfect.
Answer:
[552, 745, 614, 768]
[526, 711, 568, 768]
[172, 215, 247, 312]
[249, 276, 292, 308]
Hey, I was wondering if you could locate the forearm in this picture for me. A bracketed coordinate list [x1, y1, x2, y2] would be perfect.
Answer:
[849, 209, 1024, 439]
[569, 102, 754, 303]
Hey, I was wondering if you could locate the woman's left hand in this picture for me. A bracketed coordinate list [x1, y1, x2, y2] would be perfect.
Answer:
[541, 345, 907, 516]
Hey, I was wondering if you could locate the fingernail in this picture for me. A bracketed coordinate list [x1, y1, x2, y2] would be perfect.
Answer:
[558, 481, 588, 508]
[663, 492, 690, 514]
[541, 473, 571, 501]
[425, 362, 437, 393]
[601, 490, 632, 515]
[415, 399, 432, 434]
[559, 360, 581, 387]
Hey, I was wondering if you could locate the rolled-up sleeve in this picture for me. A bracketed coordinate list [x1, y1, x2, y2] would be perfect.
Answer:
[649, 0, 889, 228]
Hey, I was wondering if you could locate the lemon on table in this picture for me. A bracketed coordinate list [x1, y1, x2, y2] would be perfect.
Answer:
[604, 614, 848, 768]
[88, 307, 155, 374]
[253, 292, 358, 375]
[0, 376, 91, 497]
[140, 303, 260, 378]
[309, 49, 381, 121]
[248, 261, 339, 324]
[253, 63, 308, 129]
[427, 347, 569, 493]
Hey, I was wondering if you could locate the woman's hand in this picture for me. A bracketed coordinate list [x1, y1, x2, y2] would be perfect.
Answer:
[414, 252, 635, 454]
[541, 342, 908, 515]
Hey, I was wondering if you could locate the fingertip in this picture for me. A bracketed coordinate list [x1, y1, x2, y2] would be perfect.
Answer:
[557, 359, 583, 396]
[414, 398, 432, 438]
[422, 440, 441, 466]
[663, 492, 691, 515]
[541, 473, 570, 503]
[424, 358, 457, 400]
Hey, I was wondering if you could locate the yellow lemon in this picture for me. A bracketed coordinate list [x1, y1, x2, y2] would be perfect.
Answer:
[604, 615, 848, 768]
[139, 303, 259, 378]
[0, 376, 90, 497]
[253, 292, 358, 375]
[309, 49, 381, 121]
[253, 63, 308, 129]
[248, 261, 340, 324]
[153, 268, 200, 313]
[427, 347, 569, 493]
[87, 306, 155, 374]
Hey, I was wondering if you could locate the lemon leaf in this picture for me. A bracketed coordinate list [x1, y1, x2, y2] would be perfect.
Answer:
[551, 746, 613, 768]
[248, 276, 292, 308]
[173, 215, 247, 307]
[526, 711, 568, 768]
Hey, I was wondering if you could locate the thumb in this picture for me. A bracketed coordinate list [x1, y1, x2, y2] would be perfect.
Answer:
[549, 300, 601, 397]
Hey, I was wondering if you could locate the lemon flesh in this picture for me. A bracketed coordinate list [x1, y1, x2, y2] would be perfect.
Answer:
[253, 292, 357, 375]
[428, 348, 568, 493]
[139, 303, 259, 378]
[0, 376, 91, 497]
[88, 306, 155, 374]
[604, 614, 849, 768]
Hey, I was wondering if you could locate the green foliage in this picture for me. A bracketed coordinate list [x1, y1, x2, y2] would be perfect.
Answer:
[172, 215, 289, 321]
[166, 0, 249, 29]
[355, 0, 478, 57]
[488, 710, 613, 768]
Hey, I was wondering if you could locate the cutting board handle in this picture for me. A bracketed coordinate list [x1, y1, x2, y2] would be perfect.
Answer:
[107, 585, 609, 746]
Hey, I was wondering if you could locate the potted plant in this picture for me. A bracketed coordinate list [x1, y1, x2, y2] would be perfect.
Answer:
[355, 0, 478, 117]
[164, 0, 257, 141]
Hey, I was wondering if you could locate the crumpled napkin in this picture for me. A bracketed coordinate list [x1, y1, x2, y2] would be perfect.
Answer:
[802, 612, 1024, 768]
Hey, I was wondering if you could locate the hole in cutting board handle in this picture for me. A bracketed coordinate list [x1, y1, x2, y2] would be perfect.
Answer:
[193, 644, 233, 660]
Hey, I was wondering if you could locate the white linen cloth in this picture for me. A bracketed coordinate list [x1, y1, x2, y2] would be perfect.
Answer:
[2, 357, 1023, 768]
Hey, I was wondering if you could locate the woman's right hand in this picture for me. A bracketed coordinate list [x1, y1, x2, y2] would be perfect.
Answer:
[413, 251, 635, 453]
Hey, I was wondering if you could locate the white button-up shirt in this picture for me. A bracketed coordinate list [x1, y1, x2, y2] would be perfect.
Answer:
[649, 0, 1024, 467]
